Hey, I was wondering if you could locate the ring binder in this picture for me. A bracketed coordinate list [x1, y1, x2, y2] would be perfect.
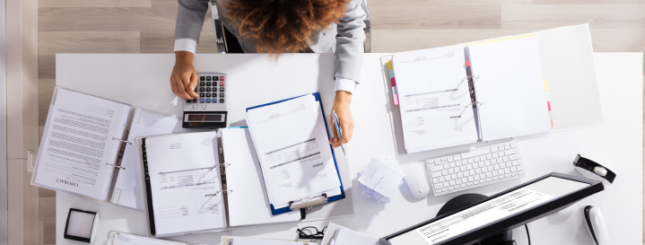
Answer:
[207, 189, 233, 197]
[106, 163, 126, 170]
[112, 137, 132, 145]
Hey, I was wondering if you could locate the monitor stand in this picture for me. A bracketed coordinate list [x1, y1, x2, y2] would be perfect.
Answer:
[437, 193, 514, 245]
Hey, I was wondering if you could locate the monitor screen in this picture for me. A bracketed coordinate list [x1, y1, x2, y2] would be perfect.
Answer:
[384, 174, 602, 245]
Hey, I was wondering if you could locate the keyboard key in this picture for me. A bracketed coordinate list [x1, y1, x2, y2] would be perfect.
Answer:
[448, 169, 455, 174]
[220, 93, 225, 97]
[486, 154, 492, 160]
[200, 87, 205, 92]
[512, 160, 521, 166]
[447, 156, 454, 161]
[433, 179, 438, 184]
[449, 162, 456, 168]
[186, 99, 192, 103]
[453, 155, 461, 161]
[426, 159, 434, 165]
[430, 165, 443, 172]
[456, 160, 463, 166]
[200, 93, 205, 97]
[436, 183, 444, 188]
[212, 93, 217, 98]
[220, 87, 225, 92]
[192, 99, 197, 103]
[461, 148, 490, 159]
[213, 76, 219, 81]
[206, 93, 211, 97]
[219, 99, 224, 103]
[206, 76, 211, 81]
[504, 143, 511, 149]
[200, 76, 205, 81]
[442, 170, 448, 176]
[206, 87, 211, 92]
[200, 82, 205, 86]
[511, 142, 517, 148]
[510, 155, 520, 161]
[439, 177, 445, 182]
[206, 98, 211, 103]
[200, 99, 205, 103]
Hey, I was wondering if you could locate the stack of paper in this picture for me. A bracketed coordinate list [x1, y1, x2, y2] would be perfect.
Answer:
[228, 238, 304, 245]
[357, 157, 405, 203]
[331, 227, 379, 245]
[112, 233, 187, 245]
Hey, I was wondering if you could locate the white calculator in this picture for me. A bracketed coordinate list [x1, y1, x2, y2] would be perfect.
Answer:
[182, 73, 228, 128]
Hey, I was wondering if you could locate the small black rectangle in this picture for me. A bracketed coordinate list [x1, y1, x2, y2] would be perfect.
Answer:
[213, 76, 219, 81]
[206, 76, 211, 81]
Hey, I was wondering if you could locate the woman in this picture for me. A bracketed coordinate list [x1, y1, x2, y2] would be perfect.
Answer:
[170, 0, 366, 147]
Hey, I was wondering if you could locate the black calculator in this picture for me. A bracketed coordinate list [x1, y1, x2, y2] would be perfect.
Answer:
[182, 73, 228, 128]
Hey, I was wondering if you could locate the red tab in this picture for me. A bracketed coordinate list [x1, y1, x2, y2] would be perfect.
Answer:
[547, 101, 551, 111]
[391, 77, 397, 87]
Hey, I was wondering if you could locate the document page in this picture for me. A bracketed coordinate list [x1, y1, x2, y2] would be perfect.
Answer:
[145, 131, 226, 236]
[221, 128, 301, 227]
[229, 237, 304, 245]
[246, 94, 341, 207]
[468, 34, 551, 141]
[113, 233, 186, 245]
[393, 45, 479, 153]
[111, 109, 194, 210]
[34, 88, 131, 201]
[331, 227, 379, 245]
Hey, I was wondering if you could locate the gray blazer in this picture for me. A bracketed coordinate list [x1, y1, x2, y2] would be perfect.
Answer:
[175, 0, 366, 83]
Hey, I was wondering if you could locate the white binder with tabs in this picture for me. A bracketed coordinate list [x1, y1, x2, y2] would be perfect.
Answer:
[30, 86, 196, 209]
[138, 128, 301, 238]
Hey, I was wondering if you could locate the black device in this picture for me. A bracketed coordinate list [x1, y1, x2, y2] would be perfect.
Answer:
[182, 73, 228, 128]
[379, 172, 604, 245]
[573, 154, 616, 184]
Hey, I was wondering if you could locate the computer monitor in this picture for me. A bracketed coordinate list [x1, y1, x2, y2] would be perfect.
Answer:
[379, 173, 604, 245]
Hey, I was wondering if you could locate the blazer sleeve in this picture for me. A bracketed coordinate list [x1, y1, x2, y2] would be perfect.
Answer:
[334, 0, 367, 83]
[175, 0, 210, 42]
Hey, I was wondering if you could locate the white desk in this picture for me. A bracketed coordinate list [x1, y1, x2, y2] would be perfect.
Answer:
[56, 53, 642, 245]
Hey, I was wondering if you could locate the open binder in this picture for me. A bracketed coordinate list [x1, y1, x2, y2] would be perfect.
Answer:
[392, 34, 551, 153]
[138, 129, 301, 237]
[30, 87, 193, 208]
[107, 231, 189, 245]
[28, 87, 147, 204]
[245, 92, 345, 215]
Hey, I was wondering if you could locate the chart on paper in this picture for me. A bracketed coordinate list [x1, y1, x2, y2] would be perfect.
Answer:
[157, 167, 220, 190]
[266, 138, 321, 169]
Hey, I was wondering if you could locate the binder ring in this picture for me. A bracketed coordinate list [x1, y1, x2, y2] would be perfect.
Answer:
[207, 189, 232, 197]
[112, 137, 132, 145]
[458, 101, 485, 117]
[106, 163, 126, 170]
[217, 163, 231, 167]
[451, 75, 481, 98]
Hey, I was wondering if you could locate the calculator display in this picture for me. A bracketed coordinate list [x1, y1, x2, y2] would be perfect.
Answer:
[186, 114, 224, 122]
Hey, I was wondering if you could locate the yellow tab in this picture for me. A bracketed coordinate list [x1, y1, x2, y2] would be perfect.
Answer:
[543, 79, 550, 91]
[387, 60, 393, 70]
[468, 33, 537, 47]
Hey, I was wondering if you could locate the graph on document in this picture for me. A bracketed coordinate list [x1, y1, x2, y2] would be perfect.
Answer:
[157, 167, 220, 190]
[266, 138, 320, 169]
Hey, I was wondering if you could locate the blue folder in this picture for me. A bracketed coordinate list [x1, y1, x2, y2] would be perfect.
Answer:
[246, 92, 346, 216]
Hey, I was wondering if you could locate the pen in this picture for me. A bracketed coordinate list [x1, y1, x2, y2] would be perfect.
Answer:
[331, 110, 346, 155]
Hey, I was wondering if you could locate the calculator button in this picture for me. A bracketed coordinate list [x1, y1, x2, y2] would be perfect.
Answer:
[219, 82, 225, 86]
[206, 87, 211, 92]
[192, 99, 197, 103]
[212, 93, 217, 98]
[219, 93, 225, 97]
[200, 93, 204, 97]
[200, 76, 205, 81]
[206, 76, 211, 81]
[186, 100, 192, 103]
[200, 82, 205, 86]
[206, 93, 211, 97]
[194, 87, 198, 92]
[219, 99, 224, 103]
[220, 76, 225, 81]
[206, 98, 211, 103]
[213, 76, 219, 81]
[199, 87, 205, 92]
[200, 98, 205, 103]
[219, 87, 225, 92]
[205, 82, 211, 86]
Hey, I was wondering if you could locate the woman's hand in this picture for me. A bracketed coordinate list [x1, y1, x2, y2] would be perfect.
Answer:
[170, 51, 200, 100]
[330, 91, 354, 148]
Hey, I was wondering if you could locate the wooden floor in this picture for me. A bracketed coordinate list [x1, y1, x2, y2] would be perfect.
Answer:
[37, 0, 645, 244]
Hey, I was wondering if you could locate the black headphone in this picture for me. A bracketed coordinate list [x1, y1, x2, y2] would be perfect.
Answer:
[573, 154, 616, 184]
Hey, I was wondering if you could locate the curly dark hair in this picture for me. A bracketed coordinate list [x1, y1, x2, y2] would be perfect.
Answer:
[226, 0, 350, 54]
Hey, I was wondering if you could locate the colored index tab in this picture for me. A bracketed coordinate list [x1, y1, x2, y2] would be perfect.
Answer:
[387, 60, 393, 70]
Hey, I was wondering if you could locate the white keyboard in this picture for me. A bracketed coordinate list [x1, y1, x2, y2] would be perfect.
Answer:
[426, 140, 525, 196]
